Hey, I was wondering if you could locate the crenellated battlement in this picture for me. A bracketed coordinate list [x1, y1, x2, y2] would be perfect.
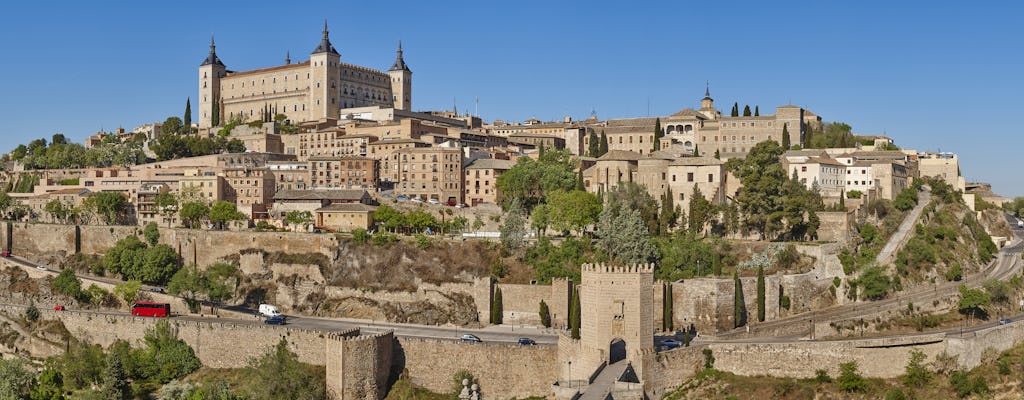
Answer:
[324, 328, 362, 341]
[581, 262, 655, 275]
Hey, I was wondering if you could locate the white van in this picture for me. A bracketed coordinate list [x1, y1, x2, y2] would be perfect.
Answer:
[258, 304, 281, 317]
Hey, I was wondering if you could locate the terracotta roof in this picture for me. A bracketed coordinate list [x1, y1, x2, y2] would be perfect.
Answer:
[783, 150, 829, 158]
[465, 158, 516, 170]
[669, 108, 706, 118]
[316, 203, 377, 212]
[308, 155, 374, 161]
[806, 157, 846, 167]
[273, 189, 368, 201]
[669, 156, 723, 166]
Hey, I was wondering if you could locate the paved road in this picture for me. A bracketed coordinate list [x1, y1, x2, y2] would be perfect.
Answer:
[877, 189, 931, 268]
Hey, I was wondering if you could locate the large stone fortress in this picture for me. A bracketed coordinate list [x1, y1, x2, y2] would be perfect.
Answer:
[198, 21, 412, 129]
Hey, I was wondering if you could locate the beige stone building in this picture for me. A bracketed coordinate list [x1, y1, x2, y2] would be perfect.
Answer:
[314, 203, 376, 232]
[270, 189, 372, 219]
[223, 167, 275, 219]
[788, 157, 847, 198]
[917, 151, 965, 190]
[368, 138, 431, 184]
[198, 22, 412, 128]
[179, 171, 225, 204]
[583, 150, 641, 194]
[308, 156, 378, 189]
[394, 145, 463, 203]
[636, 151, 727, 216]
[463, 158, 515, 205]
[268, 161, 309, 191]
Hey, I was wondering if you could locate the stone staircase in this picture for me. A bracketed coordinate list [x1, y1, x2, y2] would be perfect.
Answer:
[577, 361, 630, 400]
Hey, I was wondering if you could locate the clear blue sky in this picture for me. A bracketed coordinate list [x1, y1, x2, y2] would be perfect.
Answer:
[1, 2, 1021, 197]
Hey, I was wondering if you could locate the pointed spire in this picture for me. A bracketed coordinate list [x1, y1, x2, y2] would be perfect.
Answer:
[285, 51, 291, 65]
[389, 40, 411, 72]
[453, 97, 458, 115]
[312, 19, 339, 55]
[200, 34, 225, 67]
[702, 81, 713, 101]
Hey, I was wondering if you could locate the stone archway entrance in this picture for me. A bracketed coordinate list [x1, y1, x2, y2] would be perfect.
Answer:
[609, 338, 627, 364]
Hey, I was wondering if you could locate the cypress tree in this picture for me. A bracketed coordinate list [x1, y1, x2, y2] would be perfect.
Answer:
[539, 300, 551, 328]
[183, 98, 192, 128]
[731, 102, 739, 117]
[491, 286, 503, 325]
[693, 144, 700, 157]
[599, 131, 609, 156]
[587, 128, 600, 157]
[713, 149, 720, 160]
[754, 105, 759, 116]
[683, 329, 691, 346]
[653, 118, 663, 151]
[663, 283, 674, 331]
[839, 191, 846, 208]
[756, 265, 766, 322]
[211, 100, 220, 127]
[733, 271, 747, 328]
[103, 353, 131, 400]
[781, 123, 791, 149]
[575, 169, 585, 191]
[742, 105, 752, 117]
[538, 142, 546, 158]
[805, 126, 814, 148]
[712, 252, 722, 276]
[570, 287, 581, 339]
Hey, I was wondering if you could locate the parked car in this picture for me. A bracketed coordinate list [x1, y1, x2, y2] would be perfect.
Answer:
[149, 287, 166, 293]
[396, 195, 408, 201]
[264, 315, 287, 325]
[999, 318, 1012, 325]
[455, 203, 468, 208]
[1, 250, 10, 257]
[427, 198, 441, 205]
[460, 334, 482, 343]
[659, 339, 682, 349]
[410, 197, 424, 203]
[258, 304, 282, 317]
[53, 305, 65, 311]
[36, 265, 47, 271]
[517, 337, 536, 345]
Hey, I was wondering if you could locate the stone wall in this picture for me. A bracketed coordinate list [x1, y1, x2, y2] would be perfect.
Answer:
[640, 346, 704, 399]
[327, 331, 394, 400]
[816, 210, 856, 244]
[496, 283, 555, 326]
[161, 228, 338, 268]
[396, 337, 557, 399]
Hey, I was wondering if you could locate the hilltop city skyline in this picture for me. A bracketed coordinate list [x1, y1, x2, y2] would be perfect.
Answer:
[0, 1, 1020, 196]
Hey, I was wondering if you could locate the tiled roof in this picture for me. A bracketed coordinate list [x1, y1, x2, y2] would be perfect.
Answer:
[316, 203, 377, 212]
[273, 189, 368, 201]
[465, 158, 516, 170]
[669, 156, 724, 166]
[598, 150, 643, 161]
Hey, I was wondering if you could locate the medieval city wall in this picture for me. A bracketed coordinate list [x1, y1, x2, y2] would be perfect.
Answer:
[396, 337, 558, 400]
[326, 331, 395, 400]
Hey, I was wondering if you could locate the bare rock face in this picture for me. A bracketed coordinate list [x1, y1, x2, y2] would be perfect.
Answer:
[979, 208, 1012, 239]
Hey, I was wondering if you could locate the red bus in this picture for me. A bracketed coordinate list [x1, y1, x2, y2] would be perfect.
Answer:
[131, 302, 171, 317]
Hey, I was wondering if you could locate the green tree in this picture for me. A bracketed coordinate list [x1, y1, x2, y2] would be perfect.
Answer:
[53, 268, 82, 299]
[59, 341, 105, 390]
[958, 285, 990, 322]
[500, 199, 528, 251]
[781, 123, 790, 149]
[102, 353, 131, 400]
[598, 196, 657, 266]
[539, 300, 551, 328]
[179, 201, 210, 229]
[731, 102, 739, 117]
[24, 301, 40, 322]
[184, 98, 192, 128]
[756, 265, 766, 322]
[154, 192, 178, 227]
[134, 320, 201, 383]
[857, 267, 891, 300]
[29, 367, 65, 400]
[84, 192, 128, 225]
[703, 348, 715, 369]
[137, 244, 180, 284]
[211, 100, 220, 127]
[837, 361, 867, 392]
[113, 280, 142, 304]
[653, 117, 663, 151]
[742, 105, 752, 116]
[687, 184, 712, 235]
[169, 265, 205, 313]
[712, 252, 722, 276]
[44, 199, 71, 223]
[663, 283, 674, 331]
[210, 201, 245, 229]
[733, 271, 747, 328]
[530, 203, 550, 237]
[570, 287, 581, 339]
[754, 105, 760, 116]
[203, 262, 238, 307]
[546, 190, 601, 235]
[587, 128, 599, 157]
[285, 211, 312, 228]
[0, 358, 34, 399]
[725, 140, 793, 239]
[598, 130, 608, 156]
[902, 349, 931, 387]
[247, 337, 325, 400]
[494, 149, 576, 209]
[163, 116, 184, 135]
[490, 286, 503, 325]
[713, 149, 720, 159]
[144, 222, 160, 246]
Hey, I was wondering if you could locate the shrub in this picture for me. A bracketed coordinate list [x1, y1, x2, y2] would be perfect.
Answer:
[490, 260, 508, 279]
[451, 370, 475, 395]
[352, 229, 370, 243]
[415, 233, 431, 250]
[53, 268, 83, 299]
[814, 369, 832, 383]
[950, 371, 972, 397]
[780, 295, 791, 310]
[539, 300, 551, 328]
[837, 361, 867, 392]
[702, 348, 715, 369]
[371, 231, 397, 246]
[902, 349, 931, 387]
[945, 264, 963, 281]
[857, 267, 891, 300]
[884, 388, 907, 400]
[24, 302, 40, 322]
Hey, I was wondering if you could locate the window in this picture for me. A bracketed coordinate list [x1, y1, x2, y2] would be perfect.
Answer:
[801, 166, 807, 172]
[708, 174, 713, 182]
[687, 173, 694, 182]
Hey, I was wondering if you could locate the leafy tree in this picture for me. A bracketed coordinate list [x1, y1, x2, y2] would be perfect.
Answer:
[179, 201, 210, 229]
[210, 201, 245, 229]
[742, 105, 752, 116]
[137, 244, 180, 284]
[587, 128, 600, 157]
[0, 358, 34, 399]
[490, 286, 503, 325]
[247, 337, 325, 400]
[143, 222, 160, 246]
[169, 265, 204, 313]
[53, 268, 82, 299]
[500, 199, 528, 251]
[902, 349, 931, 387]
[605, 182, 660, 235]
[598, 130, 608, 156]
[654, 232, 714, 280]
[134, 320, 201, 383]
[546, 190, 601, 235]
[598, 196, 657, 266]
[657, 188, 679, 235]
[756, 265, 765, 322]
[285, 211, 312, 228]
[494, 149, 576, 209]
[155, 192, 178, 227]
[712, 252, 722, 276]
[733, 271, 747, 328]
[102, 352, 131, 400]
[29, 367, 64, 400]
[726, 140, 820, 240]
[163, 116, 184, 135]
[539, 300, 551, 328]
[857, 267, 891, 300]
[893, 187, 919, 211]
[570, 287, 581, 339]
[838, 361, 867, 392]
[530, 204, 550, 237]
[84, 192, 128, 225]
[59, 341, 106, 390]
[687, 184, 712, 235]
[113, 280, 142, 304]
[781, 123, 790, 149]
[183, 98, 192, 128]
[713, 149, 720, 159]
[204, 262, 238, 307]
[958, 285, 990, 322]
[44, 199, 72, 223]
